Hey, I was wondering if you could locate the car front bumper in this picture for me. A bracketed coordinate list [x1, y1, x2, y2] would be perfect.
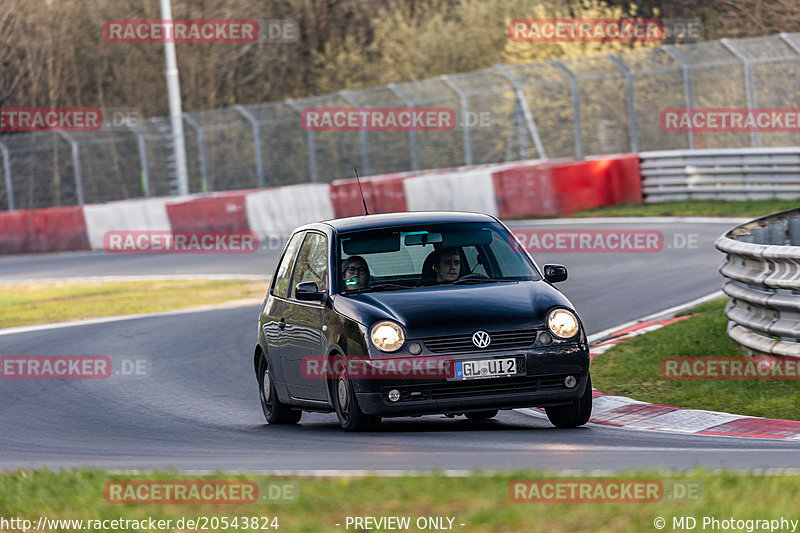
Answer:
[353, 344, 590, 417]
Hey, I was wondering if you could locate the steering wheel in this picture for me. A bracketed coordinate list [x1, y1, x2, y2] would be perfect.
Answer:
[455, 273, 490, 282]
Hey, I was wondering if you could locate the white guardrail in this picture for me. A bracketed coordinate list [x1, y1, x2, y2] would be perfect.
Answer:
[640, 147, 800, 203]
[715, 208, 800, 358]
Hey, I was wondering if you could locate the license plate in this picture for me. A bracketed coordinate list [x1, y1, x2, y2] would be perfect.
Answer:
[453, 357, 519, 380]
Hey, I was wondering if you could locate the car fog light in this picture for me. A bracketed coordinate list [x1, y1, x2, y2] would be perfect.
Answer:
[388, 389, 401, 402]
[408, 342, 422, 355]
[538, 332, 553, 345]
[565, 375, 577, 388]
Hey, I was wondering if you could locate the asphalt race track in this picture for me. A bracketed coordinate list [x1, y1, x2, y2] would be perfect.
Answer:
[3, 217, 798, 471]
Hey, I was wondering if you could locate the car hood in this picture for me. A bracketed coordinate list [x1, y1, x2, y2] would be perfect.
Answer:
[332, 281, 575, 338]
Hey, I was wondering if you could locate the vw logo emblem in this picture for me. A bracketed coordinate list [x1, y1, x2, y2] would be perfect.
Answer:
[472, 330, 491, 348]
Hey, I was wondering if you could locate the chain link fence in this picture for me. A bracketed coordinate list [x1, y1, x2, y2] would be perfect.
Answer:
[3, 32, 800, 211]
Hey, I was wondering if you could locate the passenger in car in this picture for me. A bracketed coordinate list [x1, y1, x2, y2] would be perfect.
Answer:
[341, 255, 370, 290]
[432, 247, 461, 283]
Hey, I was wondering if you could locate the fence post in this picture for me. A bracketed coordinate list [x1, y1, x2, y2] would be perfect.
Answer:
[58, 132, 84, 205]
[551, 60, 584, 160]
[720, 39, 758, 148]
[661, 46, 696, 150]
[0, 140, 13, 210]
[440, 75, 472, 166]
[606, 54, 639, 153]
[129, 125, 151, 198]
[387, 83, 420, 171]
[286, 99, 318, 183]
[235, 105, 266, 188]
[339, 91, 371, 176]
[494, 64, 547, 160]
[183, 114, 209, 193]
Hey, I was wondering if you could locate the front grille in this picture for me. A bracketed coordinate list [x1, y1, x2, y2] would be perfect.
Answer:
[383, 373, 575, 401]
[421, 329, 538, 353]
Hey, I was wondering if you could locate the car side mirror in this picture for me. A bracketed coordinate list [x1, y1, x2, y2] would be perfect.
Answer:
[543, 264, 568, 283]
[295, 281, 327, 301]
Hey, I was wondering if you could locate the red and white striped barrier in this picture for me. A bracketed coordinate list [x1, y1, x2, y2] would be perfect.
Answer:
[0, 153, 643, 254]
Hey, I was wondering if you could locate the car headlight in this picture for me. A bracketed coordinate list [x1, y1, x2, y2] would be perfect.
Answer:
[370, 321, 406, 352]
[547, 309, 579, 339]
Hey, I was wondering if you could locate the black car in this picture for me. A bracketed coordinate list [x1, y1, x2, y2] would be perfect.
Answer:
[253, 211, 591, 431]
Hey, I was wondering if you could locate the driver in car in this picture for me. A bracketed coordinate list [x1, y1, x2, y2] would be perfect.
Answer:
[341, 255, 370, 290]
[432, 247, 461, 283]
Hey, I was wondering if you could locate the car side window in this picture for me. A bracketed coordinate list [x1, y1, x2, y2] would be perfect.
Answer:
[270, 232, 304, 298]
[290, 232, 328, 298]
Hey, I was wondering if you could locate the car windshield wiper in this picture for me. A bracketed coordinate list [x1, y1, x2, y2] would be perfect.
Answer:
[346, 283, 417, 294]
[451, 277, 505, 285]
[368, 282, 418, 292]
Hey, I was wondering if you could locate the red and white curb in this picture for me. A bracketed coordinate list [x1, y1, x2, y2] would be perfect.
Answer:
[555, 318, 800, 440]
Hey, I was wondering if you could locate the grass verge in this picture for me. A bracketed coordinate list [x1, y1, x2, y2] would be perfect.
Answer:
[1, 469, 799, 533]
[0, 279, 267, 329]
[570, 199, 799, 218]
[591, 298, 800, 420]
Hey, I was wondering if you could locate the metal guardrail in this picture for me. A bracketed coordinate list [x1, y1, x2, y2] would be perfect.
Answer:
[641, 148, 800, 203]
[715, 208, 800, 358]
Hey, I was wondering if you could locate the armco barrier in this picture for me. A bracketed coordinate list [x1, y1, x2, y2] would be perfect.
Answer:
[715, 207, 800, 358]
[0, 206, 89, 254]
[641, 148, 800, 203]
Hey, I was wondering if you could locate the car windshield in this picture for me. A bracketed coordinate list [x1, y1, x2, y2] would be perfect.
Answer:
[337, 222, 541, 293]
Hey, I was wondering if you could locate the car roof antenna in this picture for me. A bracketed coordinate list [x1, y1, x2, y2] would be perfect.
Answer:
[354, 167, 369, 216]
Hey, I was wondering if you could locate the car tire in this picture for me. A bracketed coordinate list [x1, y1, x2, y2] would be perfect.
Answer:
[331, 355, 381, 432]
[258, 355, 301, 425]
[545, 373, 593, 428]
[465, 410, 498, 421]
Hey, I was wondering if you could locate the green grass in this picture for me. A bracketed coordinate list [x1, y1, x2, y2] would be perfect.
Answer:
[591, 298, 800, 420]
[0, 280, 267, 329]
[1, 469, 799, 532]
[570, 199, 800, 218]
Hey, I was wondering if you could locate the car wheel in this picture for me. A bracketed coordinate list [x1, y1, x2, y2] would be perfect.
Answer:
[465, 410, 498, 421]
[545, 373, 593, 428]
[258, 355, 301, 425]
[332, 355, 380, 432]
